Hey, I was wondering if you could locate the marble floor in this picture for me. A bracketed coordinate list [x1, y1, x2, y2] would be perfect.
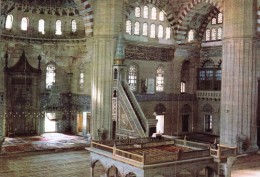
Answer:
[0, 150, 260, 177]
[0, 150, 90, 177]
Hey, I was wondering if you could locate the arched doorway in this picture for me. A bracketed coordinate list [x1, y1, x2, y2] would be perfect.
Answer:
[108, 166, 121, 177]
[154, 103, 166, 134]
[181, 104, 192, 132]
[93, 160, 105, 177]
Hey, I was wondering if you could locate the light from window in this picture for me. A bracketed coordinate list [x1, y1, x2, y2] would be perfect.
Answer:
[38, 19, 45, 34]
[46, 64, 56, 89]
[134, 21, 140, 35]
[205, 115, 212, 132]
[158, 25, 163, 39]
[55, 20, 62, 35]
[126, 20, 132, 34]
[150, 24, 156, 38]
[79, 72, 84, 90]
[135, 7, 141, 17]
[128, 65, 137, 92]
[143, 23, 148, 36]
[166, 27, 171, 39]
[156, 66, 164, 92]
[5, 14, 13, 29]
[151, 7, 157, 20]
[211, 28, 216, 40]
[218, 13, 223, 23]
[21, 17, 29, 31]
[217, 28, 222, 40]
[181, 81, 186, 93]
[212, 18, 217, 25]
[71, 20, 77, 32]
[206, 29, 210, 41]
[216, 70, 221, 81]
[159, 11, 164, 21]
[143, 6, 148, 18]
[188, 30, 194, 42]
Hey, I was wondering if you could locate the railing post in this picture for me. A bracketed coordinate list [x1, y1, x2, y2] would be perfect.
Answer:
[113, 143, 116, 155]
[142, 152, 146, 165]
[217, 145, 221, 159]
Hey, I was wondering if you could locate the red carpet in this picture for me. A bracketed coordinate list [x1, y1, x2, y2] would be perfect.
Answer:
[1, 133, 90, 154]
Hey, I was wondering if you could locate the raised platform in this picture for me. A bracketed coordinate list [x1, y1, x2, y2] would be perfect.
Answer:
[1, 133, 90, 155]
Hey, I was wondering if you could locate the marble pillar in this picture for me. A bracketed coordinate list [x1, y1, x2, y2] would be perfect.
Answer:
[91, 0, 123, 140]
[220, 0, 258, 151]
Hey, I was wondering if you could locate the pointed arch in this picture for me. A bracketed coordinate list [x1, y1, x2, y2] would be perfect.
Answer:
[175, 0, 223, 44]
[77, 0, 93, 36]
[125, 0, 176, 31]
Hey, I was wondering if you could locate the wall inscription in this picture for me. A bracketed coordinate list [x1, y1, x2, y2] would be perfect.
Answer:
[125, 44, 174, 62]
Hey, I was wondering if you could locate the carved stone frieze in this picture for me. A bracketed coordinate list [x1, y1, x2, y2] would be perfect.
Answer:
[125, 43, 174, 62]
[135, 93, 197, 102]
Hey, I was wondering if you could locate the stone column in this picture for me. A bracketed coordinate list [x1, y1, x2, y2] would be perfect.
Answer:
[91, 0, 124, 140]
[220, 0, 258, 151]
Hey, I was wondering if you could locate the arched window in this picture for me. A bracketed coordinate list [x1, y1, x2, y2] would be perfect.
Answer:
[143, 23, 148, 36]
[181, 61, 190, 93]
[134, 21, 140, 35]
[46, 64, 56, 89]
[205, 29, 211, 41]
[128, 65, 137, 92]
[188, 30, 194, 42]
[212, 18, 217, 25]
[166, 27, 171, 39]
[5, 14, 13, 29]
[198, 60, 221, 90]
[143, 6, 149, 18]
[150, 24, 156, 38]
[158, 25, 164, 39]
[151, 7, 157, 20]
[217, 28, 222, 40]
[79, 72, 84, 90]
[211, 28, 216, 40]
[218, 13, 223, 23]
[55, 20, 62, 35]
[71, 19, 77, 32]
[38, 19, 45, 34]
[135, 7, 141, 17]
[181, 82, 186, 93]
[159, 11, 164, 21]
[156, 66, 164, 92]
[21, 17, 29, 31]
[126, 4, 172, 41]
[126, 20, 132, 34]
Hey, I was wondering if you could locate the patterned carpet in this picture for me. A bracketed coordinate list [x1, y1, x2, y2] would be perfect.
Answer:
[1, 133, 90, 154]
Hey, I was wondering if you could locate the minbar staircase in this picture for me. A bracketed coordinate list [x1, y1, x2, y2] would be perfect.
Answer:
[117, 80, 147, 138]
